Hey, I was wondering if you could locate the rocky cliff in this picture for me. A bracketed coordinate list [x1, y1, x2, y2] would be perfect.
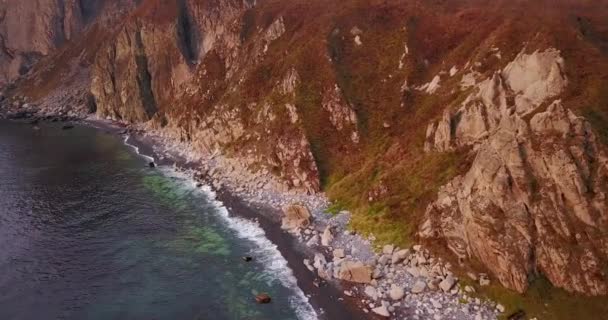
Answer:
[421, 49, 608, 295]
[3, 0, 608, 301]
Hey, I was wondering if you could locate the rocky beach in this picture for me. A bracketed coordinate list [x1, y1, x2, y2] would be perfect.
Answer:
[0, 98, 503, 319]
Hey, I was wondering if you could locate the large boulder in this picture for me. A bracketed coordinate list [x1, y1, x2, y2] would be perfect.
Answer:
[337, 260, 372, 284]
[281, 204, 311, 231]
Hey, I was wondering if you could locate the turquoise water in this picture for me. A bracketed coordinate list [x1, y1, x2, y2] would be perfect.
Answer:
[0, 121, 314, 320]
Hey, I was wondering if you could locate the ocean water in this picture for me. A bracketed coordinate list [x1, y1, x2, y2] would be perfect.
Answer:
[0, 121, 316, 320]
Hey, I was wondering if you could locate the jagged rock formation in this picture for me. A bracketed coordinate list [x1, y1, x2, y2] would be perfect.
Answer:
[421, 49, 608, 295]
[0, 0, 90, 86]
[89, 0, 328, 193]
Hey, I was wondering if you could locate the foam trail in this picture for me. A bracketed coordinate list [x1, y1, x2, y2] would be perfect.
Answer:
[123, 135, 155, 162]
[161, 168, 319, 320]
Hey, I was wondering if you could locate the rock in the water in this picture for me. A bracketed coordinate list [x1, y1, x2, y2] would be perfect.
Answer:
[62, 124, 74, 130]
[242, 256, 253, 262]
[281, 204, 311, 231]
[255, 293, 271, 304]
[371, 305, 390, 317]
[389, 284, 404, 300]
[411, 280, 426, 293]
[148, 162, 156, 168]
[338, 260, 372, 283]
[321, 226, 333, 246]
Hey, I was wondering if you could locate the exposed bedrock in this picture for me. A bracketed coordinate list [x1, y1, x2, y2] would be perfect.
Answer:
[421, 49, 608, 295]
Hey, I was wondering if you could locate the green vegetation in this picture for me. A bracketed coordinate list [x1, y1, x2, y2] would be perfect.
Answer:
[327, 150, 466, 248]
[461, 277, 608, 320]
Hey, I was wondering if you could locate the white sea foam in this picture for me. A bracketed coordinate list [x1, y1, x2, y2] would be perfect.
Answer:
[123, 135, 155, 162]
[125, 139, 318, 320]
[167, 169, 318, 320]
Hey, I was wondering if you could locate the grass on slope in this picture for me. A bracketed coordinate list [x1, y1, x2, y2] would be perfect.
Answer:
[326, 149, 467, 248]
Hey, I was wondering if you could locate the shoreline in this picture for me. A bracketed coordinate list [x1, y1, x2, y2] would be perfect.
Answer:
[105, 117, 501, 320]
[86, 117, 369, 320]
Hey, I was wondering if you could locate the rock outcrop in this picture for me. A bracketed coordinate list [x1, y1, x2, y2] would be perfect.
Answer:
[0, 0, 118, 86]
[421, 49, 608, 295]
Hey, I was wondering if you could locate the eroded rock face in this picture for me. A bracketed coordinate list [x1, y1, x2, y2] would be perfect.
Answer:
[0, 0, 107, 86]
[89, 1, 322, 193]
[421, 49, 608, 295]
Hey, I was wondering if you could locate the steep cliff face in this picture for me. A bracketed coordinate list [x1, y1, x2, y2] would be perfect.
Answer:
[420, 49, 608, 295]
[5, 0, 608, 300]
[0, 0, 84, 85]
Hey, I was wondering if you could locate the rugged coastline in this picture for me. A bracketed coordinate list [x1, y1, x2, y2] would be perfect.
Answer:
[0, 101, 501, 320]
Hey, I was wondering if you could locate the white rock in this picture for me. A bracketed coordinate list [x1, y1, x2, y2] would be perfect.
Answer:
[383, 244, 395, 254]
[371, 305, 390, 317]
[303, 259, 314, 272]
[364, 286, 378, 300]
[407, 267, 420, 277]
[354, 35, 363, 46]
[391, 249, 410, 264]
[321, 226, 333, 246]
[496, 304, 505, 313]
[439, 275, 456, 292]
[306, 235, 319, 246]
[431, 299, 442, 309]
[378, 255, 390, 265]
[333, 248, 345, 259]
[389, 284, 405, 300]
[411, 280, 427, 294]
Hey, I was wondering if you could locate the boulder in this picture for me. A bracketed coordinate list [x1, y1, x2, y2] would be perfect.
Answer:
[321, 226, 333, 246]
[333, 248, 345, 259]
[303, 259, 314, 272]
[306, 235, 319, 246]
[255, 293, 271, 304]
[407, 267, 420, 277]
[389, 284, 405, 300]
[281, 204, 311, 231]
[371, 305, 390, 317]
[382, 244, 395, 255]
[391, 249, 410, 264]
[439, 275, 456, 292]
[411, 280, 426, 294]
[338, 260, 372, 284]
[364, 286, 378, 300]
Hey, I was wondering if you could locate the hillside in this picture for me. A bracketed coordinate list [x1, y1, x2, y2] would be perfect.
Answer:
[2, 0, 608, 318]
